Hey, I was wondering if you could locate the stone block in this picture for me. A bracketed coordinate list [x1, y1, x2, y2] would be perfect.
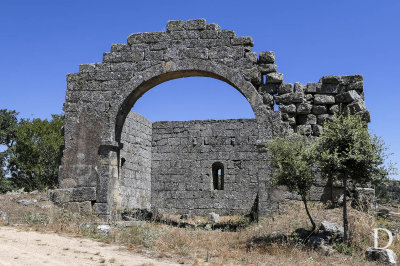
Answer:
[59, 178, 77, 189]
[274, 94, 291, 105]
[305, 83, 321, 93]
[320, 76, 341, 84]
[297, 124, 312, 135]
[63, 201, 92, 215]
[48, 189, 72, 204]
[294, 82, 304, 92]
[231, 36, 254, 47]
[291, 92, 304, 103]
[336, 90, 362, 103]
[103, 51, 144, 63]
[329, 104, 340, 114]
[341, 75, 363, 86]
[319, 83, 342, 94]
[274, 92, 303, 105]
[357, 110, 371, 122]
[260, 84, 278, 94]
[296, 103, 312, 114]
[167, 20, 184, 31]
[320, 220, 344, 238]
[259, 51, 275, 64]
[219, 30, 236, 38]
[298, 114, 317, 125]
[262, 93, 274, 105]
[317, 114, 334, 125]
[265, 73, 283, 84]
[312, 105, 327, 115]
[71, 187, 96, 202]
[258, 64, 277, 74]
[206, 23, 221, 31]
[110, 44, 130, 52]
[127, 31, 166, 44]
[183, 19, 206, 30]
[245, 52, 258, 63]
[93, 203, 109, 214]
[244, 67, 262, 85]
[346, 100, 367, 114]
[279, 104, 296, 114]
[287, 115, 296, 126]
[366, 248, 397, 265]
[305, 94, 313, 101]
[200, 30, 219, 39]
[312, 124, 323, 136]
[314, 94, 335, 105]
[278, 83, 293, 95]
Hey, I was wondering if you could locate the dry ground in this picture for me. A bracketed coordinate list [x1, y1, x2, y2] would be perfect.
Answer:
[1, 191, 399, 265]
[0, 226, 178, 266]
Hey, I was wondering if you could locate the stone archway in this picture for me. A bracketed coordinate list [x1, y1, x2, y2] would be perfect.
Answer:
[51, 19, 368, 217]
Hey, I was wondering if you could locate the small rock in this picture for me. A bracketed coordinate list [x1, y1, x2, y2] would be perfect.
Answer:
[321, 245, 336, 256]
[204, 224, 212, 230]
[97, 224, 112, 236]
[308, 234, 328, 249]
[79, 222, 94, 230]
[0, 210, 9, 225]
[16, 199, 37, 206]
[180, 213, 194, 220]
[366, 248, 397, 265]
[39, 196, 47, 202]
[208, 212, 220, 223]
[320, 221, 344, 240]
[40, 204, 52, 209]
[0, 196, 4, 201]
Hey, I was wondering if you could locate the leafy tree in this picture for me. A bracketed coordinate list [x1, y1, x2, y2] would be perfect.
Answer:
[315, 113, 390, 244]
[0, 109, 19, 192]
[8, 114, 64, 191]
[265, 134, 317, 232]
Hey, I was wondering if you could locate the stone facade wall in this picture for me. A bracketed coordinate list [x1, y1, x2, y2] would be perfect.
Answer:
[119, 112, 152, 210]
[151, 119, 270, 215]
[52, 19, 370, 217]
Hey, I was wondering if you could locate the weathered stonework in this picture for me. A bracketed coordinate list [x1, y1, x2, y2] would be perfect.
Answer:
[53, 19, 369, 218]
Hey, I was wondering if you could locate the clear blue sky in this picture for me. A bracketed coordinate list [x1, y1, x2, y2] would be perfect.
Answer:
[0, 0, 399, 178]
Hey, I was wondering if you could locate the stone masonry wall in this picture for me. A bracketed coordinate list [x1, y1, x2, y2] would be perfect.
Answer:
[53, 19, 370, 217]
[151, 119, 271, 216]
[119, 112, 152, 210]
[263, 75, 369, 136]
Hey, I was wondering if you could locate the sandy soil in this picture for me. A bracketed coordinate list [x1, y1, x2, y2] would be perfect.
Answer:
[0, 226, 178, 266]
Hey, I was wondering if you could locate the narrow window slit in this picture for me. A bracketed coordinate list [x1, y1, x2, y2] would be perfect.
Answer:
[212, 162, 224, 190]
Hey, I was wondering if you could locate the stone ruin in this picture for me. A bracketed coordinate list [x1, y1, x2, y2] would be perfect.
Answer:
[49, 19, 369, 218]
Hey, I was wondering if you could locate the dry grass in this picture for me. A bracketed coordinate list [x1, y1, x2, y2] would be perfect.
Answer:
[0, 192, 395, 265]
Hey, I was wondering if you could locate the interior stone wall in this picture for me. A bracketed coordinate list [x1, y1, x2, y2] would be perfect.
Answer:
[119, 112, 152, 210]
[150, 118, 271, 215]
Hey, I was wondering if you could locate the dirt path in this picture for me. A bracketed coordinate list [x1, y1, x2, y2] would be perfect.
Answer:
[0, 226, 179, 266]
